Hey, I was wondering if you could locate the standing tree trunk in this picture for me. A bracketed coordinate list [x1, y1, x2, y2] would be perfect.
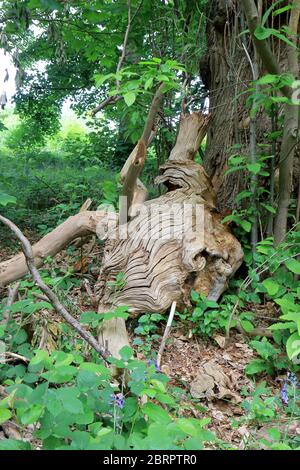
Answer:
[201, 0, 254, 210]
[274, 0, 300, 244]
[202, 0, 300, 225]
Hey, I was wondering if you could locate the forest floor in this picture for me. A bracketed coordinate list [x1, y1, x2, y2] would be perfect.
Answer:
[0, 238, 298, 449]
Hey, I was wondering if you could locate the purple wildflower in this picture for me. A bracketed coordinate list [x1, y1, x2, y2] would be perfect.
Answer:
[110, 392, 125, 409]
[147, 359, 160, 372]
[287, 372, 299, 387]
[280, 383, 289, 406]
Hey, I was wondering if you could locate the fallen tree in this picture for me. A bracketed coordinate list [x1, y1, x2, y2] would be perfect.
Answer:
[0, 90, 243, 360]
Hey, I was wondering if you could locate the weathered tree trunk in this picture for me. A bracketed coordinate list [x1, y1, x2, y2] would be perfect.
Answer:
[0, 113, 243, 362]
[96, 113, 243, 357]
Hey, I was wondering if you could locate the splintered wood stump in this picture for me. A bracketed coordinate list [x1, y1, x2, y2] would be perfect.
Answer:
[97, 113, 243, 358]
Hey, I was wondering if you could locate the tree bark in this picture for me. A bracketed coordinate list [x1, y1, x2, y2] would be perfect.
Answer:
[274, 0, 300, 244]
[202, 0, 255, 209]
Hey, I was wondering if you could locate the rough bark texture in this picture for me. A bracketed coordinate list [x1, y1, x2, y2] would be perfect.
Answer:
[274, 0, 300, 244]
[96, 113, 243, 357]
[202, 0, 300, 216]
[201, 0, 252, 210]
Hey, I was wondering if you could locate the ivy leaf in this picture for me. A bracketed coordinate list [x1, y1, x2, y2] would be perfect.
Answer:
[124, 92, 136, 107]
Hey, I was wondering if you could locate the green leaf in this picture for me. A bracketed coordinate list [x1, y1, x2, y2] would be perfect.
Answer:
[144, 77, 153, 90]
[263, 278, 280, 296]
[254, 25, 273, 40]
[245, 359, 268, 375]
[240, 220, 252, 232]
[235, 190, 252, 203]
[40, 0, 63, 10]
[247, 163, 261, 174]
[269, 322, 296, 331]
[286, 332, 300, 360]
[0, 193, 17, 207]
[0, 408, 12, 425]
[285, 258, 300, 275]
[273, 5, 292, 17]
[176, 418, 198, 437]
[124, 92, 136, 107]
[0, 439, 31, 450]
[119, 345, 133, 361]
[20, 404, 44, 425]
[256, 74, 279, 85]
[240, 320, 254, 333]
[30, 349, 50, 367]
[261, 204, 276, 214]
[142, 403, 171, 425]
[275, 298, 299, 314]
[191, 290, 199, 302]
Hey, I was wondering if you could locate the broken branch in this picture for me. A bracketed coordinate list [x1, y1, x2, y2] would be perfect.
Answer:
[0, 214, 110, 361]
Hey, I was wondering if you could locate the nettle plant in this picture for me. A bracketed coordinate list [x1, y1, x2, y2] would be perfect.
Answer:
[242, 229, 300, 375]
[133, 313, 164, 356]
[233, 380, 300, 450]
[0, 270, 218, 450]
[222, 148, 275, 235]
[0, 345, 217, 450]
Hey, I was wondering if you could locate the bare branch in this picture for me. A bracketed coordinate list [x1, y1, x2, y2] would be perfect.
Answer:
[91, 95, 122, 117]
[119, 83, 165, 222]
[0, 215, 110, 361]
[0, 210, 112, 286]
[116, 0, 131, 87]
[1, 282, 20, 325]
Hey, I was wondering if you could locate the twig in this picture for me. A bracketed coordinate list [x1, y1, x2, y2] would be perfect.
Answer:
[0, 352, 29, 363]
[0, 215, 110, 362]
[157, 301, 176, 367]
[91, 96, 122, 117]
[92, 0, 137, 116]
[1, 282, 20, 325]
[236, 320, 273, 338]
